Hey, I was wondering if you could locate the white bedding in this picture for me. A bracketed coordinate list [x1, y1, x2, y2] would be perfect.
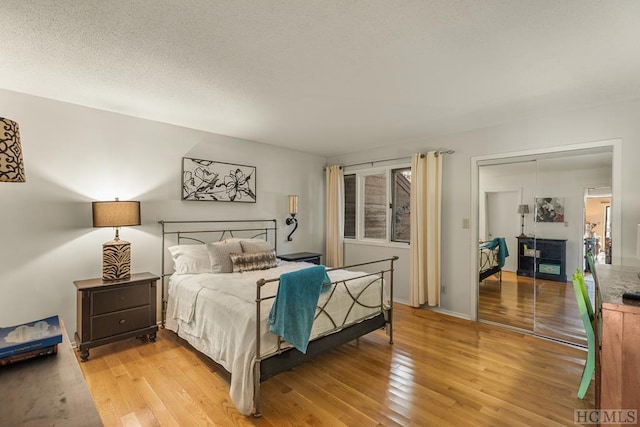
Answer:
[165, 260, 385, 415]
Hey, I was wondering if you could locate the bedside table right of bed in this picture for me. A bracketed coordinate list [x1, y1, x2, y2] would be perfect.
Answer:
[278, 252, 322, 265]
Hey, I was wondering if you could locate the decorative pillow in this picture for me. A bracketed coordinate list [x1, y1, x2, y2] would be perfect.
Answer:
[240, 239, 273, 253]
[168, 244, 210, 274]
[229, 250, 278, 273]
[206, 240, 243, 273]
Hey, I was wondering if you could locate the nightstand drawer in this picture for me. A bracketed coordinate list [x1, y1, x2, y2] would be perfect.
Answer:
[91, 306, 152, 340]
[91, 283, 151, 315]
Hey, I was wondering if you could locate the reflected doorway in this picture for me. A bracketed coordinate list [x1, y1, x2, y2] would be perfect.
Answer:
[584, 189, 612, 270]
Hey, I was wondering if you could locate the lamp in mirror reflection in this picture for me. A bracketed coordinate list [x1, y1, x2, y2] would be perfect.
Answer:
[286, 195, 298, 241]
[92, 198, 141, 280]
[518, 204, 529, 238]
[0, 117, 25, 182]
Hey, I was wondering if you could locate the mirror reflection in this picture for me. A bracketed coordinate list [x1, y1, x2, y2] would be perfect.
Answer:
[477, 148, 613, 346]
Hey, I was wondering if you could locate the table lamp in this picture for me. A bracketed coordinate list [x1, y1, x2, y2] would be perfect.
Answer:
[518, 204, 529, 238]
[92, 199, 141, 280]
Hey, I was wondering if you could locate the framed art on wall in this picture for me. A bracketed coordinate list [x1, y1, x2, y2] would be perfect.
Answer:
[534, 197, 564, 223]
[182, 157, 256, 202]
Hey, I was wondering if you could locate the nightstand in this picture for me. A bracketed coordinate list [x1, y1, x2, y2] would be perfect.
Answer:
[278, 252, 322, 265]
[73, 272, 159, 361]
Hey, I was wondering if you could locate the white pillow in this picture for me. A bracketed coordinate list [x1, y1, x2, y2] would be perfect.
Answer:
[207, 240, 243, 273]
[168, 244, 210, 274]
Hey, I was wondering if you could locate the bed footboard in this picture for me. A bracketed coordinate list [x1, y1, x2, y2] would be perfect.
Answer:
[479, 243, 502, 283]
[252, 256, 397, 417]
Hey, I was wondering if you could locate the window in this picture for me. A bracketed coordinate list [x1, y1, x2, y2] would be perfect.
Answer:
[392, 168, 411, 242]
[363, 173, 387, 239]
[343, 165, 411, 244]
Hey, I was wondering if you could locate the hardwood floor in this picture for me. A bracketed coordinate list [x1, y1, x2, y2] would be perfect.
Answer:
[479, 270, 594, 346]
[76, 304, 595, 426]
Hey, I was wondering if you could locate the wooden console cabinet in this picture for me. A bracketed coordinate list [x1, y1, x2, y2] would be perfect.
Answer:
[516, 237, 567, 282]
[74, 272, 159, 361]
[595, 265, 640, 416]
[0, 319, 102, 425]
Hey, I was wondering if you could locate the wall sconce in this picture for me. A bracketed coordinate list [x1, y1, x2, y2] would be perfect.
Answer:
[286, 195, 298, 241]
[0, 117, 26, 182]
[92, 198, 141, 280]
[518, 204, 530, 238]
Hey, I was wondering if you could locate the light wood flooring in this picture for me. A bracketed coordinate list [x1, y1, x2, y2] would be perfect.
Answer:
[77, 304, 595, 426]
[479, 270, 593, 346]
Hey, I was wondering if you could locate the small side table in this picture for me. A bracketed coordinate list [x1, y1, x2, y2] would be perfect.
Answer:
[74, 272, 159, 361]
[278, 252, 322, 265]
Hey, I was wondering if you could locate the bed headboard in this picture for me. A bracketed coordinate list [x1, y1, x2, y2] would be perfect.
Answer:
[158, 219, 278, 320]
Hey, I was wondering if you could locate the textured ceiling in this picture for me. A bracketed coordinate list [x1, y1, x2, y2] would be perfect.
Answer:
[2, 1, 640, 157]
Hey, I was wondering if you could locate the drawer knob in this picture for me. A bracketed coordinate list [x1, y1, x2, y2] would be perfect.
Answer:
[119, 319, 126, 325]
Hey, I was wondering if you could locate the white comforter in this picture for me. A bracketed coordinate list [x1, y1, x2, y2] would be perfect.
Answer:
[165, 260, 384, 415]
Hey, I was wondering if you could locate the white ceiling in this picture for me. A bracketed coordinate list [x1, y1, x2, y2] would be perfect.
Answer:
[2, 1, 640, 157]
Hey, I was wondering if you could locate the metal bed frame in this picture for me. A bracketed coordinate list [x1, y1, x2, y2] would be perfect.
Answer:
[159, 219, 397, 417]
[479, 240, 503, 283]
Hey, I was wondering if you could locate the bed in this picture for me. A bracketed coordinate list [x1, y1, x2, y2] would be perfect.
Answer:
[159, 219, 397, 417]
[479, 237, 508, 282]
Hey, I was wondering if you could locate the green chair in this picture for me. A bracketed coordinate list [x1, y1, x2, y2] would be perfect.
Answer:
[586, 251, 598, 282]
[586, 252, 602, 306]
[572, 270, 595, 399]
[586, 252, 602, 338]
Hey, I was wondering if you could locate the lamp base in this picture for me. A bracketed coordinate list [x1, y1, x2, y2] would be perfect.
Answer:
[102, 239, 131, 281]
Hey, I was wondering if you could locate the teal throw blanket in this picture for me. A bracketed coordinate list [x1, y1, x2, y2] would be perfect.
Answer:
[268, 265, 330, 353]
[481, 237, 509, 268]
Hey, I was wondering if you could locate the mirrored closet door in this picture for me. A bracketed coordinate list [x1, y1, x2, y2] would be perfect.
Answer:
[477, 148, 613, 346]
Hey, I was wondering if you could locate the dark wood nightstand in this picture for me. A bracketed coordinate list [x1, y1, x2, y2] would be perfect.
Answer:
[74, 272, 159, 361]
[278, 252, 322, 265]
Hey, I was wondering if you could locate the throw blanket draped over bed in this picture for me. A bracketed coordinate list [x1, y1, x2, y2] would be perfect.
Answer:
[268, 265, 330, 353]
[481, 237, 509, 267]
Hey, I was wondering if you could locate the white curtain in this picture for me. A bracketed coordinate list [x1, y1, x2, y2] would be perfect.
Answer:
[409, 151, 442, 307]
[325, 165, 344, 267]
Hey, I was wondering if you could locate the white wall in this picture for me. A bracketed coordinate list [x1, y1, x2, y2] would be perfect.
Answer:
[479, 158, 612, 276]
[0, 89, 326, 337]
[329, 99, 640, 319]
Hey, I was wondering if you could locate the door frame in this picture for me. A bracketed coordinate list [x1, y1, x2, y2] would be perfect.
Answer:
[583, 189, 613, 267]
[469, 138, 621, 321]
[480, 188, 522, 272]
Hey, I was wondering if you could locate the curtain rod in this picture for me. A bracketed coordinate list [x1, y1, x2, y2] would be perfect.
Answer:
[327, 149, 454, 170]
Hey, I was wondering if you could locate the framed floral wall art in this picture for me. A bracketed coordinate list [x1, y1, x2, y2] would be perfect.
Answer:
[182, 157, 256, 202]
[534, 197, 564, 223]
